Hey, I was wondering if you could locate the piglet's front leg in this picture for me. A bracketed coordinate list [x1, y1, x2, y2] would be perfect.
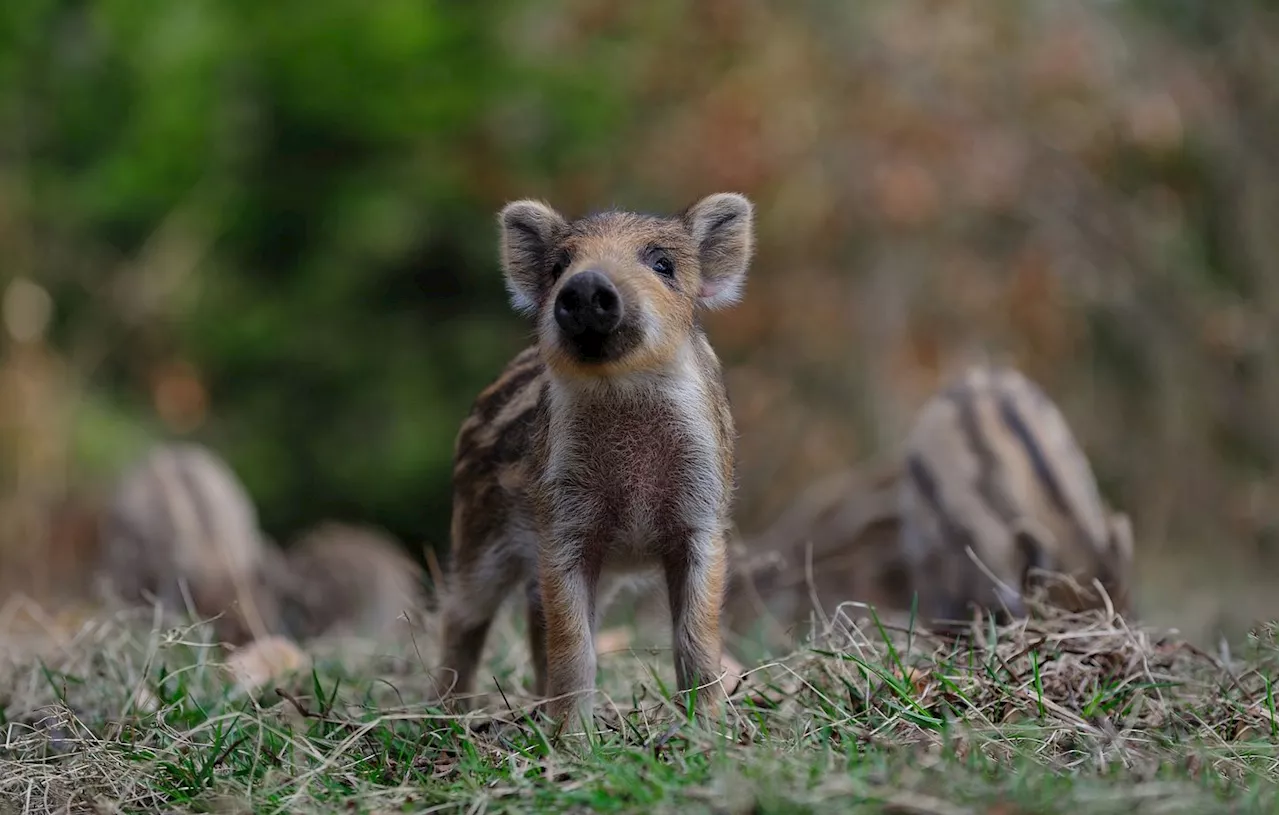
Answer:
[539, 547, 601, 734]
[664, 534, 728, 719]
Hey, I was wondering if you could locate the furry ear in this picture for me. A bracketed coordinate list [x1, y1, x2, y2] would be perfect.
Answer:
[498, 200, 569, 315]
[682, 192, 754, 309]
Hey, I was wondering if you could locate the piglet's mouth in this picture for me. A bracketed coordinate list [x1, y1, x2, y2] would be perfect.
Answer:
[562, 328, 611, 363]
[552, 318, 645, 367]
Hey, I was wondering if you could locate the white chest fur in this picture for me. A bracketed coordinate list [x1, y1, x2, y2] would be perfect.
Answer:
[541, 348, 725, 561]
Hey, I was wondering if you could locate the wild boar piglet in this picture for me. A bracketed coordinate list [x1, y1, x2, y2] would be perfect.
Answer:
[98, 442, 281, 645]
[274, 521, 424, 641]
[898, 366, 1135, 628]
[440, 192, 755, 728]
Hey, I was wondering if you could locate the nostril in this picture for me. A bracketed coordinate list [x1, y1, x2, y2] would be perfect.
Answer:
[591, 286, 618, 315]
[554, 287, 585, 336]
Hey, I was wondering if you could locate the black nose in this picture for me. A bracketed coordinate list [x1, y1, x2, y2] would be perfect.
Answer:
[554, 270, 622, 337]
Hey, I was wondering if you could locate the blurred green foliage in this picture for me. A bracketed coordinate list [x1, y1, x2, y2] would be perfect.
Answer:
[1, 0, 638, 552]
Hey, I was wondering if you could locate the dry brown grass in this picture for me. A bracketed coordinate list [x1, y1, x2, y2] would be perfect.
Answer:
[0, 592, 1274, 813]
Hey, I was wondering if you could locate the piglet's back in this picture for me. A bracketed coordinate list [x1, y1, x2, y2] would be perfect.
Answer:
[99, 442, 266, 612]
[899, 365, 1133, 622]
[281, 521, 424, 641]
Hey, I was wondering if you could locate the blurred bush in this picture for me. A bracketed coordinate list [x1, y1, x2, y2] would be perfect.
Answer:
[0, 0, 1274, 635]
[1, 0, 626, 556]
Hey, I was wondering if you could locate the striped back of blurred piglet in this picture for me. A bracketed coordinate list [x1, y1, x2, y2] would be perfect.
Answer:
[898, 366, 1135, 627]
[97, 442, 278, 644]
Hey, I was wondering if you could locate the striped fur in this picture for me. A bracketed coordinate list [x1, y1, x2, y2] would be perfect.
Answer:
[97, 442, 282, 645]
[438, 193, 754, 729]
[724, 463, 913, 648]
[898, 366, 1135, 627]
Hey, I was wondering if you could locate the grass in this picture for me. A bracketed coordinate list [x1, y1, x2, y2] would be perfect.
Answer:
[0, 599, 1276, 814]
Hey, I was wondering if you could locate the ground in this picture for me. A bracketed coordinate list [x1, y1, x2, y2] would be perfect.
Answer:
[0, 600, 1275, 814]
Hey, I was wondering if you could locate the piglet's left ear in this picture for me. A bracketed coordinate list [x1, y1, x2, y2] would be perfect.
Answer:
[499, 199, 568, 316]
[682, 192, 754, 309]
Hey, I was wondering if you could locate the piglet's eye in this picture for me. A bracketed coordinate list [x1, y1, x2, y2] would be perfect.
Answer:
[650, 256, 675, 277]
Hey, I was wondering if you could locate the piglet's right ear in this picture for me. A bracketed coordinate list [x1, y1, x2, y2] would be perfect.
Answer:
[499, 200, 568, 315]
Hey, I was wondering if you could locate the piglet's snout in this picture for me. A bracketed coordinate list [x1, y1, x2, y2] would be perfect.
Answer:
[554, 270, 622, 337]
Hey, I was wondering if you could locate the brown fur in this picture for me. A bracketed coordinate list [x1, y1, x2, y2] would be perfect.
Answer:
[273, 521, 425, 641]
[724, 462, 913, 649]
[191, 565, 284, 648]
[898, 366, 1135, 628]
[96, 442, 283, 646]
[439, 193, 755, 728]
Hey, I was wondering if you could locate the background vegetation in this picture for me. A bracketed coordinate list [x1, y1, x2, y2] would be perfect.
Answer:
[0, 0, 1275, 644]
